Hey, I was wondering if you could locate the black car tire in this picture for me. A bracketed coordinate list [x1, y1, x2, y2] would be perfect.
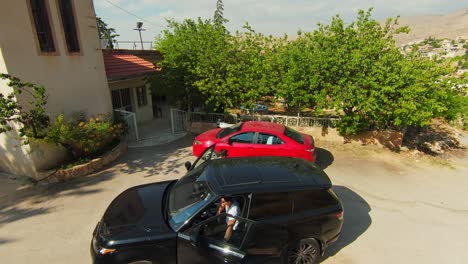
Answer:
[284, 238, 320, 264]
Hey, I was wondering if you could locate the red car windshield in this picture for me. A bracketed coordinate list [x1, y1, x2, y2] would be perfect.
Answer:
[284, 126, 304, 144]
[216, 123, 242, 138]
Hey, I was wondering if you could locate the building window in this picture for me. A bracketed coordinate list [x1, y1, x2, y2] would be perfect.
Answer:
[111, 88, 132, 112]
[57, 0, 80, 53]
[29, 0, 56, 53]
[136, 86, 148, 107]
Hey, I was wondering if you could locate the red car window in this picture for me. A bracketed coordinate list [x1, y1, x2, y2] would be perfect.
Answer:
[217, 123, 243, 138]
[229, 132, 255, 144]
[257, 133, 284, 145]
[284, 127, 304, 144]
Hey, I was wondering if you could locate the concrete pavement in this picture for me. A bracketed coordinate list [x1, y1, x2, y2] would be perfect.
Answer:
[0, 135, 467, 263]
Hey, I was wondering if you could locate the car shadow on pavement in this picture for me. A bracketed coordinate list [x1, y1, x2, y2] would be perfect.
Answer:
[321, 185, 372, 261]
[315, 148, 334, 170]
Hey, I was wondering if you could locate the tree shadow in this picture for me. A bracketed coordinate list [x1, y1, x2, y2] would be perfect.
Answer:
[403, 125, 464, 155]
[118, 134, 195, 177]
[321, 185, 372, 261]
[0, 237, 16, 245]
[0, 134, 196, 231]
[0, 132, 198, 249]
[315, 147, 334, 170]
[0, 167, 117, 229]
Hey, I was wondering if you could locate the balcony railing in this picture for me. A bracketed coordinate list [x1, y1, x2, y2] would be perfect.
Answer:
[101, 39, 154, 50]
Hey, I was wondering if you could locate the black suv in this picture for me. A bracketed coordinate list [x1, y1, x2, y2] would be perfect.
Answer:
[91, 146, 343, 264]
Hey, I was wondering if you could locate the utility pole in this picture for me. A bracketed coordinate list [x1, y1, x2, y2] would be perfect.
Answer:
[133, 22, 145, 49]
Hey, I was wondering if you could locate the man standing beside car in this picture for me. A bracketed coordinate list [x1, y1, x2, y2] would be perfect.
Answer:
[216, 196, 240, 241]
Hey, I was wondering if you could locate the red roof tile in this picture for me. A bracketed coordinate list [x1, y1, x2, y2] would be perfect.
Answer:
[103, 54, 157, 80]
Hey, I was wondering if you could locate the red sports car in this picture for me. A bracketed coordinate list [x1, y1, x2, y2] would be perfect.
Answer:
[192, 121, 316, 162]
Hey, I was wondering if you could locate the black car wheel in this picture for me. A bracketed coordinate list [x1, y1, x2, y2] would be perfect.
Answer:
[286, 238, 320, 264]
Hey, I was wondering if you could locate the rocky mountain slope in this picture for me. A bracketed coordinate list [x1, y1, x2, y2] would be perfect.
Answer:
[394, 9, 468, 45]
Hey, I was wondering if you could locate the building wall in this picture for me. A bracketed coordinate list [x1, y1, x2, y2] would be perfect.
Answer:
[0, 0, 112, 177]
[108, 77, 154, 124]
[0, 0, 112, 119]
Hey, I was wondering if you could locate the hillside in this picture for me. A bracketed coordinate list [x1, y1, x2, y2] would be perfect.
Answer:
[394, 9, 468, 45]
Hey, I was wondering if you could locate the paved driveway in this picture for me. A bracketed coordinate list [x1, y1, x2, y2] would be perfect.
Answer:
[0, 135, 467, 264]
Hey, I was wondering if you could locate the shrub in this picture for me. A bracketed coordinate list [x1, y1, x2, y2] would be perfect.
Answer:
[45, 113, 125, 159]
[0, 74, 49, 141]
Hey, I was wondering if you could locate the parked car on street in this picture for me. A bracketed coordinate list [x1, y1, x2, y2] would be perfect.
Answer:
[240, 103, 269, 114]
[193, 121, 317, 162]
[90, 146, 343, 264]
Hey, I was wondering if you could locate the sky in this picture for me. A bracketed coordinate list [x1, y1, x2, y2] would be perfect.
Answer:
[93, 0, 467, 48]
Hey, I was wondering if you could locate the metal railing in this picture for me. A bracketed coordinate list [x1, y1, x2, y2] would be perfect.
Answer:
[170, 108, 340, 135]
[170, 108, 189, 134]
[240, 115, 340, 128]
[113, 41, 153, 50]
[114, 108, 139, 141]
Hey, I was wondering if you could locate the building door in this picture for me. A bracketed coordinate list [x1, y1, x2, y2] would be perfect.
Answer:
[111, 88, 133, 112]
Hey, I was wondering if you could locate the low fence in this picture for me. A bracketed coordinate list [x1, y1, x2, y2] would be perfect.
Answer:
[114, 109, 139, 141]
[170, 108, 341, 135]
[239, 115, 340, 128]
[188, 112, 339, 128]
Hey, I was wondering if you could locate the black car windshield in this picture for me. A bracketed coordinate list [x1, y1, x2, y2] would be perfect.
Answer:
[168, 167, 215, 231]
[216, 122, 242, 138]
[284, 126, 304, 144]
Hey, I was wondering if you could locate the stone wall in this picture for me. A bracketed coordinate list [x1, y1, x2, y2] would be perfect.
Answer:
[0, 129, 69, 179]
[190, 122, 218, 134]
[38, 140, 128, 183]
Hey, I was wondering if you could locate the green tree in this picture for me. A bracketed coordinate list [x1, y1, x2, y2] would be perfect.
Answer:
[154, 0, 283, 111]
[275, 32, 318, 114]
[305, 9, 463, 135]
[154, 1, 237, 111]
[0, 74, 49, 141]
[97, 17, 119, 48]
[154, 18, 226, 110]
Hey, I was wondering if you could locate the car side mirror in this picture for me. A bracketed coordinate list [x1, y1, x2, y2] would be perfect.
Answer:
[184, 161, 192, 171]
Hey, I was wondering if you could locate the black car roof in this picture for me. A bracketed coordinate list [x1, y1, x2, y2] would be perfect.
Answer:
[204, 156, 332, 195]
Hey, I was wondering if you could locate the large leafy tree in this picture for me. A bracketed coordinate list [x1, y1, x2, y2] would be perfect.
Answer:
[154, 0, 238, 111]
[296, 9, 461, 135]
[275, 32, 317, 113]
[154, 5, 464, 135]
[155, 0, 284, 111]
[154, 17, 230, 111]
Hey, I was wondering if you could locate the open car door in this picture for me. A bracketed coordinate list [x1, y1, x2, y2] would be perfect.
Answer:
[177, 214, 254, 264]
[186, 144, 219, 171]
